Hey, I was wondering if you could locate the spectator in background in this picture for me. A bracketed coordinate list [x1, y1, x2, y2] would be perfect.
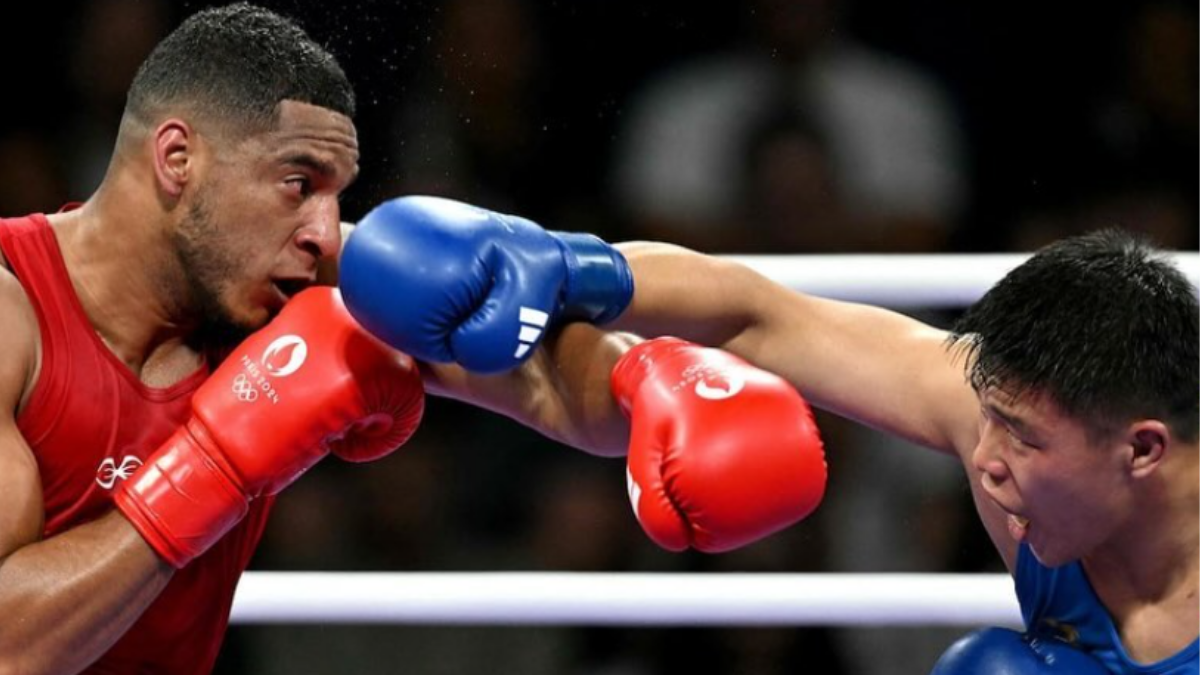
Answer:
[734, 112, 849, 252]
[611, 0, 967, 253]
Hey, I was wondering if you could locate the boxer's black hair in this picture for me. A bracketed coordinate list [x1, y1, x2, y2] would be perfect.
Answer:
[948, 229, 1198, 443]
[124, 3, 354, 136]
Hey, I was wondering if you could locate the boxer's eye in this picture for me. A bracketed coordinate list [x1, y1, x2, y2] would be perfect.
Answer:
[285, 177, 313, 199]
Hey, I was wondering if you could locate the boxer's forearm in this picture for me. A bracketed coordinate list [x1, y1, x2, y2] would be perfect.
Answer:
[533, 323, 636, 457]
[421, 324, 634, 458]
[610, 242, 765, 349]
[609, 241, 975, 455]
[0, 511, 173, 674]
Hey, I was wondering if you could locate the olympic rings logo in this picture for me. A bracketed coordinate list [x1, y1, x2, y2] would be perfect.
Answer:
[232, 374, 259, 402]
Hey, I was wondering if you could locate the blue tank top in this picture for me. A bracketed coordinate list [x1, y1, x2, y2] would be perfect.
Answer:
[1015, 543, 1198, 674]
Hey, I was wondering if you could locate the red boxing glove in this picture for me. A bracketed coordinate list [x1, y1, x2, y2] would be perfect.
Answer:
[611, 337, 827, 553]
[115, 287, 424, 567]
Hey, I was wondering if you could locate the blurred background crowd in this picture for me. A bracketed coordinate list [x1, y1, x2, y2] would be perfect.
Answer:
[2, 0, 1196, 673]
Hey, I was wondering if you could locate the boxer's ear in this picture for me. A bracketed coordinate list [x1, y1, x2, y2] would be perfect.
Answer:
[1125, 419, 1168, 479]
[153, 119, 194, 199]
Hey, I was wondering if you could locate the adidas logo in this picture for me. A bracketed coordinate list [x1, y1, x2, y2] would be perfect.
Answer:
[514, 307, 549, 359]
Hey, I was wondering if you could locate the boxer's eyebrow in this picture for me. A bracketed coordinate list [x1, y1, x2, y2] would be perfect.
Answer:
[280, 153, 335, 177]
[280, 153, 359, 189]
[985, 402, 1038, 439]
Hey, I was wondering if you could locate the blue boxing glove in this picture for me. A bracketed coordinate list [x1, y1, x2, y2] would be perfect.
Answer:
[931, 628, 1110, 674]
[340, 196, 634, 373]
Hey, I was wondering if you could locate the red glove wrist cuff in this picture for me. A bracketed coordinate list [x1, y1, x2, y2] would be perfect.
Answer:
[610, 337, 694, 415]
[114, 422, 250, 568]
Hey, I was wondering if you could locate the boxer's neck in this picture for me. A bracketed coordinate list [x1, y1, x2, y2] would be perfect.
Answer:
[1082, 443, 1199, 662]
[49, 202, 205, 386]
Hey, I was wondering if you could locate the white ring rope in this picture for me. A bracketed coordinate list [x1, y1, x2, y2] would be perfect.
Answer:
[722, 253, 1200, 307]
[231, 572, 1021, 626]
[229, 253, 1198, 627]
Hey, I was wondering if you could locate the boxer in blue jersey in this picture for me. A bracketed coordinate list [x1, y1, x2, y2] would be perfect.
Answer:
[343, 202, 1198, 674]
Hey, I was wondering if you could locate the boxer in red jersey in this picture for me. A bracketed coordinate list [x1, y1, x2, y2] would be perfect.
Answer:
[0, 4, 479, 673]
[0, 6, 431, 671]
[0, 5, 829, 673]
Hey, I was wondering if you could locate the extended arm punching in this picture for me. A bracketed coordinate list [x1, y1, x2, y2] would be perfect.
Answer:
[610, 242, 980, 457]
[338, 196, 829, 552]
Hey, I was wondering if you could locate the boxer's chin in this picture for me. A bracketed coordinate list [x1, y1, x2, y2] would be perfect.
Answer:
[191, 290, 260, 350]
[192, 319, 250, 353]
[230, 283, 286, 331]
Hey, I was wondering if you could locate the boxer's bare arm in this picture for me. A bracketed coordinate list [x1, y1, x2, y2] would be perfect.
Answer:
[420, 323, 636, 458]
[326, 225, 977, 458]
[411, 245, 1020, 566]
[0, 269, 173, 674]
[610, 242, 981, 457]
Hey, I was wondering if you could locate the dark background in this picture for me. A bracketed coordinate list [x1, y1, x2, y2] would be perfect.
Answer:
[1, 1, 1195, 673]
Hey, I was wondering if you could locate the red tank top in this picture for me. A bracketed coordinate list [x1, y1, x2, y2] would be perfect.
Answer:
[0, 213, 273, 675]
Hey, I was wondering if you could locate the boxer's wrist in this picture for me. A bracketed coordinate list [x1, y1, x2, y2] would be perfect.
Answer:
[553, 231, 634, 325]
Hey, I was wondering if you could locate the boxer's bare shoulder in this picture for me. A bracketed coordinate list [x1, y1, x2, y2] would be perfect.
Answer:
[0, 263, 40, 416]
[0, 259, 43, 561]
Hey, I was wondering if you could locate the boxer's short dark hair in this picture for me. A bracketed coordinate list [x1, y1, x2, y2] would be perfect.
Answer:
[949, 229, 1199, 443]
[125, 2, 354, 136]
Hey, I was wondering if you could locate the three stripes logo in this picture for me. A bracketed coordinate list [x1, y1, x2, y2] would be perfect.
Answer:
[514, 307, 549, 359]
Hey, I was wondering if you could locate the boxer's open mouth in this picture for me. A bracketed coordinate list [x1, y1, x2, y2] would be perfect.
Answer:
[273, 278, 312, 299]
